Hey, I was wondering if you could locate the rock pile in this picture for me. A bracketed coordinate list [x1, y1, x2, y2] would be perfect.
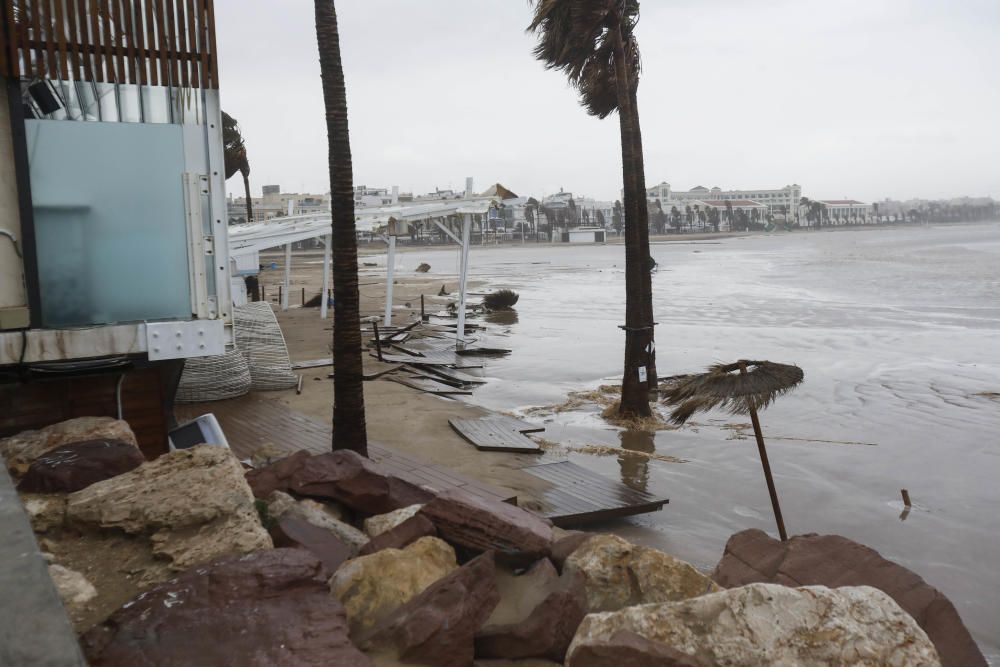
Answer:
[2, 418, 976, 666]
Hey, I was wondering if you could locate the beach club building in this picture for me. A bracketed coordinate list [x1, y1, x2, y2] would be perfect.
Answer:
[646, 182, 803, 217]
[815, 199, 874, 223]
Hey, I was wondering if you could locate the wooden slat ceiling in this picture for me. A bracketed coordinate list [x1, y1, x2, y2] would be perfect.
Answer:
[0, 0, 219, 88]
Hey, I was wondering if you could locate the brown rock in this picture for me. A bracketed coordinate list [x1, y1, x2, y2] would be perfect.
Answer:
[550, 530, 594, 571]
[360, 514, 437, 556]
[82, 549, 372, 666]
[18, 439, 145, 493]
[0, 417, 137, 477]
[475, 567, 587, 662]
[245, 449, 312, 498]
[271, 515, 353, 574]
[567, 630, 708, 667]
[420, 488, 554, 565]
[360, 551, 501, 667]
[291, 450, 434, 515]
[711, 529, 986, 667]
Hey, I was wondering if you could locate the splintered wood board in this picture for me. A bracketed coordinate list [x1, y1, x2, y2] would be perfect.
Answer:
[449, 418, 543, 453]
[389, 375, 473, 396]
[374, 351, 483, 369]
[411, 365, 487, 386]
[292, 358, 333, 370]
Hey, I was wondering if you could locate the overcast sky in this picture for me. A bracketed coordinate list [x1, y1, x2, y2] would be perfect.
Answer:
[214, 0, 999, 202]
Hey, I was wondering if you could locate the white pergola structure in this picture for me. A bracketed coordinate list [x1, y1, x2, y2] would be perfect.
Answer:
[227, 197, 498, 345]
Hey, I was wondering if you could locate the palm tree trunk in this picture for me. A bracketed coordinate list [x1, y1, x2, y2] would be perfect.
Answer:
[241, 164, 254, 223]
[315, 0, 367, 455]
[612, 28, 653, 418]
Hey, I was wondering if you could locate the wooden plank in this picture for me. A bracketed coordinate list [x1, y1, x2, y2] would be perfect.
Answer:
[203, 0, 216, 87]
[64, 0, 82, 80]
[43, 0, 58, 77]
[414, 365, 486, 386]
[120, 0, 137, 83]
[389, 375, 471, 396]
[522, 461, 668, 527]
[53, 0, 68, 79]
[449, 418, 542, 454]
[488, 415, 545, 434]
[99, 0, 116, 82]
[142, 0, 157, 84]
[291, 358, 333, 370]
[153, 0, 168, 84]
[3, 0, 19, 77]
[110, 0, 126, 82]
[183, 0, 196, 87]
[455, 347, 511, 357]
[174, 0, 187, 86]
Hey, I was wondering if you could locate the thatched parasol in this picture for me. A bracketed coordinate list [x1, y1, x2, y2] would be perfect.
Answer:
[662, 360, 804, 540]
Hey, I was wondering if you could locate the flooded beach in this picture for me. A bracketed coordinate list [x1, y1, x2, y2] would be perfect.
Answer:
[383, 223, 1000, 658]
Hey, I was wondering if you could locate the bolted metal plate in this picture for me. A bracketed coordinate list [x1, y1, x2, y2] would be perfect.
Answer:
[145, 319, 225, 361]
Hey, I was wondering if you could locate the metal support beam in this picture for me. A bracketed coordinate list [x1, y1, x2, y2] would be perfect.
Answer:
[282, 243, 291, 310]
[320, 234, 331, 319]
[456, 214, 472, 346]
[432, 218, 462, 245]
[384, 234, 396, 326]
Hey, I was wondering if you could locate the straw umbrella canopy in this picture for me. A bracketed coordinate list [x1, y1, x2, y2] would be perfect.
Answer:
[662, 360, 804, 540]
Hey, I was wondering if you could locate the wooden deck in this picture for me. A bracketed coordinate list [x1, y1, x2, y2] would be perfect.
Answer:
[523, 461, 669, 527]
[174, 396, 515, 505]
[449, 417, 543, 453]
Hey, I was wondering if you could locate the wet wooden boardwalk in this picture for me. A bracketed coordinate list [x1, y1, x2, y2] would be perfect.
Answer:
[524, 461, 669, 527]
[175, 396, 515, 505]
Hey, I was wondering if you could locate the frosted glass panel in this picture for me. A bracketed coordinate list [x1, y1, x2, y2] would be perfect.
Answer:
[26, 120, 192, 327]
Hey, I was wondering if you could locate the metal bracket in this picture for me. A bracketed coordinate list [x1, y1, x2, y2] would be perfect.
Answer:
[146, 320, 225, 361]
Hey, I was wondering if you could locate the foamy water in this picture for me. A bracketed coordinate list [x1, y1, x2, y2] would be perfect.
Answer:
[386, 223, 1000, 658]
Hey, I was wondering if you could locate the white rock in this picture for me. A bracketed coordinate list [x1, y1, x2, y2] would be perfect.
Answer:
[48, 564, 97, 612]
[266, 490, 366, 553]
[363, 504, 424, 537]
[562, 534, 718, 612]
[567, 582, 941, 667]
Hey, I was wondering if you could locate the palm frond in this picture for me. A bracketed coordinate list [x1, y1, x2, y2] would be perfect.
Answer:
[661, 360, 804, 424]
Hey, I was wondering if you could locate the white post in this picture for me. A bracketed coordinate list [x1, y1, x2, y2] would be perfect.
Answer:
[320, 234, 331, 319]
[282, 243, 291, 310]
[384, 232, 396, 327]
[457, 214, 472, 346]
[287, 199, 295, 216]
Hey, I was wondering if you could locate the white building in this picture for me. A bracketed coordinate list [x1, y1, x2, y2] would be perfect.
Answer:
[646, 182, 803, 216]
[814, 199, 873, 223]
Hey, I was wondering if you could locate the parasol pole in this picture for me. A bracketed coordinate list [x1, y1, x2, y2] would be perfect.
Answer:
[739, 360, 788, 541]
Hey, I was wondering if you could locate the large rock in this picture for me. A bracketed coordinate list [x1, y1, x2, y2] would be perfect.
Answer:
[567, 630, 708, 667]
[291, 450, 435, 515]
[475, 560, 587, 662]
[566, 582, 941, 666]
[359, 551, 501, 667]
[563, 534, 718, 612]
[331, 535, 458, 636]
[359, 513, 437, 556]
[48, 564, 97, 617]
[550, 529, 593, 571]
[66, 445, 272, 570]
[0, 417, 137, 477]
[20, 493, 67, 533]
[82, 548, 372, 666]
[711, 529, 986, 667]
[18, 439, 145, 493]
[267, 490, 367, 553]
[419, 488, 554, 565]
[245, 449, 312, 498]
[271, 515, 353, 574]
[364, 504, 424, 537]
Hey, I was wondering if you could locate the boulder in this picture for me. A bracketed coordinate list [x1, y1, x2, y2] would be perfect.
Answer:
[364, 503, 424, 537]
[566, 582, 941, 667]
[48, 564, 97, 616]
[711, 529, 986, 667]
[0, 417, 137, 477]
[271, 515, 353, 574]
[567, 630, 708, 667]
[245, 449, 312, 498]
[419, 488, 554, 565]
[563, 534, 718, 613]
[475, 561, 587, 662]
[20, 493, 67, 533]
[267, 490, 367, 553]
[550, 529, 593, 571]
[360, 514, 437, 556]
[483, 558, 560, 628]
[66, 445, 272, 570]
[331, 535, 458, 636]
[359, 551, 501, 667]
[82, 548, 372, 666]
[291, 450, 434, 515]
[18, 439, 145, 493]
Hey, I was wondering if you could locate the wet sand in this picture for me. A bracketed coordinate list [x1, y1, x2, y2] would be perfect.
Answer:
[259, 222, 1000, 660]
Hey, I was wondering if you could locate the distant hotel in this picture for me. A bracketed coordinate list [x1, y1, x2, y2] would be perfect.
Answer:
[646, 182, 802, 216]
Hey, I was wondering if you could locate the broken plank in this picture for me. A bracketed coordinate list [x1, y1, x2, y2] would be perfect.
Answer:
[449, 418, 542, 453]
[455, 347, 511, 357]
[389, 375, 473, 396]
[414, 365, 487, 386]
[291, 358, 333, 370]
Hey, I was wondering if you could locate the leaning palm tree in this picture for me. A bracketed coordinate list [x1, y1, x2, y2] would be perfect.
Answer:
[528, 0, 656, 418]
[222, 112, 253, 224]
[314, 0, 367, 455]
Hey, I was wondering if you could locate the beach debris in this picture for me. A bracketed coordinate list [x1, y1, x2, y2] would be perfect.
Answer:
[416, 262, 431, 272]
[712, 529, 985, 667]
[901, 489, 912, 507]
[81, 549, 372, 667]
[662, 360, 804, 541]
[438, 284, 449, 296]
[449, 417, 543, 453]
[562, 534, 719, 613]
[566, 583, 941, 667]
[483, 288, 519, 310]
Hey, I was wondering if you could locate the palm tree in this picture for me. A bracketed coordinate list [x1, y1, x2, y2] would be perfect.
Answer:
[222, 112, 253, 224]
[529, 0, 655, 418]
[314, 0, 367, 455]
